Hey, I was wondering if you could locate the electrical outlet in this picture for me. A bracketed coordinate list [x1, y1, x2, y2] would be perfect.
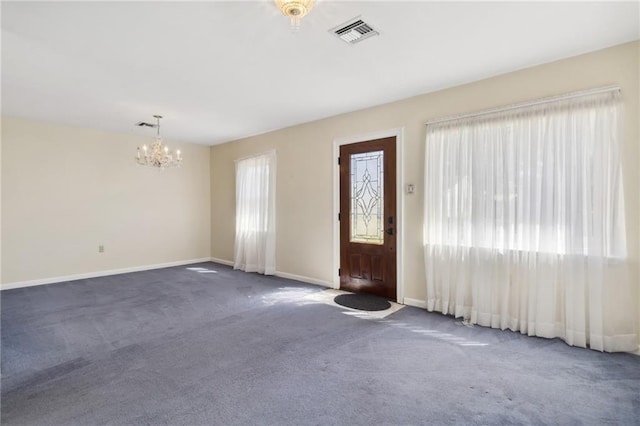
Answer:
[98, 245, 104, 253]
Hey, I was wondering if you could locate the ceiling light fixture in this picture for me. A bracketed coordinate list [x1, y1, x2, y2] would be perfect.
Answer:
[274, 0, 315, 30]
[135, 115, 182, 169]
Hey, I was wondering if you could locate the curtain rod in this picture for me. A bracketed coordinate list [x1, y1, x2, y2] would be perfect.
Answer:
[425, 85, 621, 126]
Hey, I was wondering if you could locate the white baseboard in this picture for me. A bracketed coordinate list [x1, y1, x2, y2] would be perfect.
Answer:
[403, 297, 427, 309]
[1, 257, 213, 291]
[210, 257, 234, 267]
[3, 256, 383, 300]
[274, 270, 334, 288]
[209, 258, 334, 288]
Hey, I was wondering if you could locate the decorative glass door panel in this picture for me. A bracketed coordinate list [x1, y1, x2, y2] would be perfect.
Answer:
[350, 150, 384, 245]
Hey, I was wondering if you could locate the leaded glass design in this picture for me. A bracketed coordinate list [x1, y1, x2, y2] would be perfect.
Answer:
[350, 150, 384, 244]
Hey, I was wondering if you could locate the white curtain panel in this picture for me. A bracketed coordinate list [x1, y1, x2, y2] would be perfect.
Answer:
[234, 151, 276, 275]
[424, 91, 638, 352]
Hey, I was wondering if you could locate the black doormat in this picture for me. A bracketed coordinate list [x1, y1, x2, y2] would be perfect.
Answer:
[334, 294, 391, 311]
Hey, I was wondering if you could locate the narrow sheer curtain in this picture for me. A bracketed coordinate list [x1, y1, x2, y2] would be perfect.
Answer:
[424, 90, 638, 352]
[234, 151, 276, 275]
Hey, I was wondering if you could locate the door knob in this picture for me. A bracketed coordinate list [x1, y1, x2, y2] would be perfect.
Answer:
[386, 227, 394, 236]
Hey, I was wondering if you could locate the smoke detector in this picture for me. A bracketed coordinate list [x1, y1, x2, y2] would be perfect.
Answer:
[330, 16, 379, 45]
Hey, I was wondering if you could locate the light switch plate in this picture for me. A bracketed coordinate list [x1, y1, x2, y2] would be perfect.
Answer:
[406, 183, 415, 194]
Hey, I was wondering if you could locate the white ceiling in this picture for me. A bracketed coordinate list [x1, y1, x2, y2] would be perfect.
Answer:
[2, 1, 639, 146]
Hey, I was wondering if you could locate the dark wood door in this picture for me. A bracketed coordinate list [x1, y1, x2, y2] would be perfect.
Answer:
[340, 137, 396, 300]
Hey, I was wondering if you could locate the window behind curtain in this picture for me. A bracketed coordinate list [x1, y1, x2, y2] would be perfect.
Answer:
[424, 91, 626, 258]
[234, 151, 276, 275]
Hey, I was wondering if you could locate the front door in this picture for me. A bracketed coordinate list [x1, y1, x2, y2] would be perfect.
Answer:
[339, 137, 396, 300]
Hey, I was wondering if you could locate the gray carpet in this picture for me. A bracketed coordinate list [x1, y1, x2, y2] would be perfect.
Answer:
[1, 262, 639, 425]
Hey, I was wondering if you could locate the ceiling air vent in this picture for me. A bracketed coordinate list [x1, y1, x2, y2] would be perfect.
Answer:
[330, 16, 379, 45]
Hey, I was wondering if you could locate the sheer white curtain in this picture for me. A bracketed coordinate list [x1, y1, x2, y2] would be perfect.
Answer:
[424, 90, 638, 352]
[234, 151, 276, 275]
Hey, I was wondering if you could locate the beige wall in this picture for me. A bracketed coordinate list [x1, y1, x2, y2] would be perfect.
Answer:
[210, 41, 639, 324]
[1, 117, 211, 285]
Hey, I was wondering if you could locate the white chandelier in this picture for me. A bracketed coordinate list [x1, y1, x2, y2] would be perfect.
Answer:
[136, 115, 182, 169]
[274, 0, 315, 30]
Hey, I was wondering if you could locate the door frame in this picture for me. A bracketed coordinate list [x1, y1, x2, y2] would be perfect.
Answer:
[332, 128, 404, 303]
